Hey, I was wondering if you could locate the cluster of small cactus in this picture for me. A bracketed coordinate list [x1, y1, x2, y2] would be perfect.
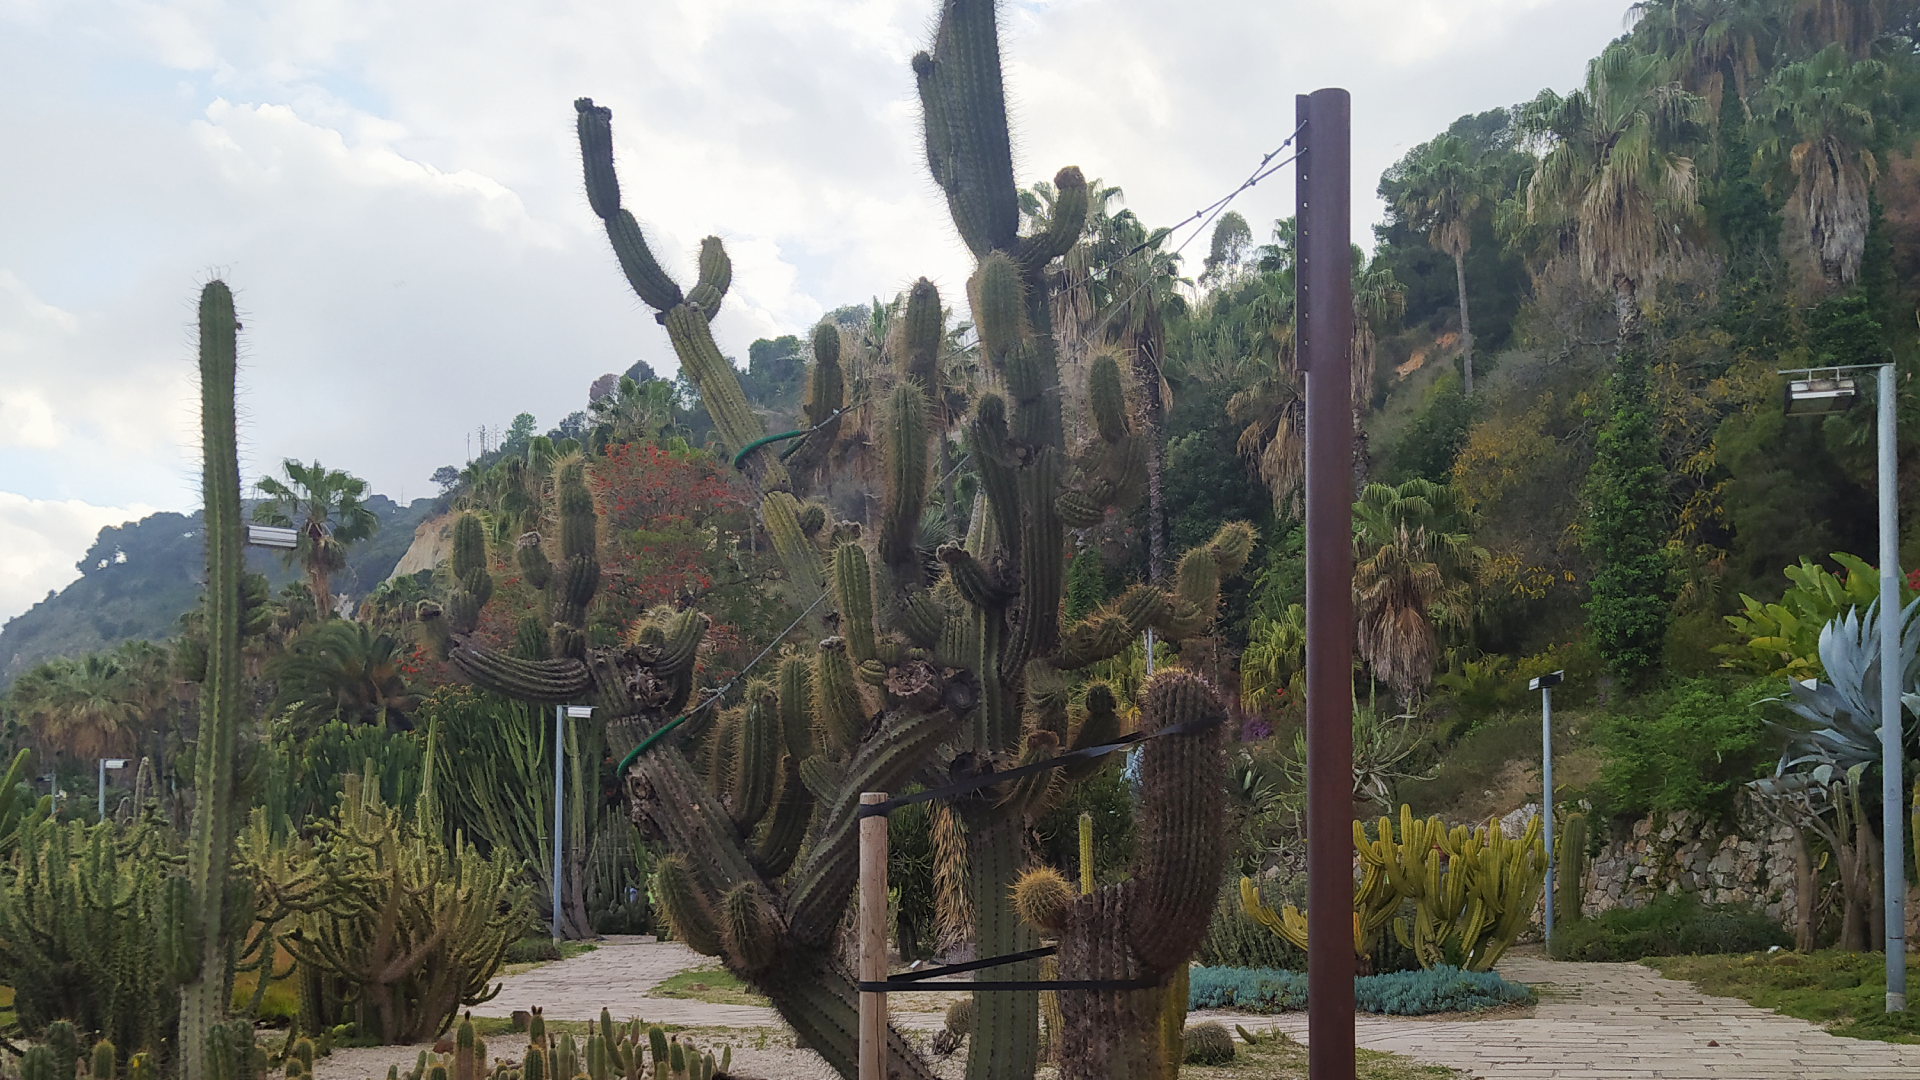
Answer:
[384, 1011, 728, 1080]
[283, 766, 529, 1043]
[1009, 673, 1229, 1080]
[1240, 805, 1549, 975]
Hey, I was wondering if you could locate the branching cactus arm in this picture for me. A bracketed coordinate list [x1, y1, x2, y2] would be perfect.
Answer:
[1013, 672, 1228, 1080]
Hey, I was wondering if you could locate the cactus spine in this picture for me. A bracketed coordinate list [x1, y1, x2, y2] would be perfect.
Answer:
[180, 280, 244, 1080]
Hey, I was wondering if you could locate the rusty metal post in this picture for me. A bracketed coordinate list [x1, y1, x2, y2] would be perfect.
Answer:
[1298, 86, 1355, 1080]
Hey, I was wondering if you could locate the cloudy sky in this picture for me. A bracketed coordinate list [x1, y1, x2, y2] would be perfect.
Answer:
[0, 0, 1633, 622]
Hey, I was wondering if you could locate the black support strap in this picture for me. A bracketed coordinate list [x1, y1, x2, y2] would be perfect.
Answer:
[854, 945, 1160, 992]
[854, 712, 1223, 820]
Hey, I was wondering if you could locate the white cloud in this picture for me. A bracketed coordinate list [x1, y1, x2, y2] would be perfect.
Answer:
[0, 0, 1634, 622]
[0, 494, 158, 620]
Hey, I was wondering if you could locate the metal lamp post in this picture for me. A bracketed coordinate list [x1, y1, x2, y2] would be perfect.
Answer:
[554, 704, 594, 941]
[1783, 365, 1904, 1010]
[1530, 671, 1564, 950]
[97, 758, 129, 821]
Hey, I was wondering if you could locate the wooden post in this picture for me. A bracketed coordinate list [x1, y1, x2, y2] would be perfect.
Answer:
[859, 791, 889, 1080]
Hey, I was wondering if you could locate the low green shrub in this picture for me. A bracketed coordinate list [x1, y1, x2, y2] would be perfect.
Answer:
[1198, 876, 1305, 970]
[504, 936, 562, 964]
[1594, 679, 1775, 818]
[1551, 892, 1790, 961]
[1188, 965, 1534, 1015]
[1190, 966, 1307, 1012]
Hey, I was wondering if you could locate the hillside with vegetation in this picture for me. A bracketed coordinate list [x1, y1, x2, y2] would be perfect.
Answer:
[3, 2, 1920, 1077]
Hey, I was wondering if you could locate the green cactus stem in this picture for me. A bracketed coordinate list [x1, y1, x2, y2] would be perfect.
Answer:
[1017, 672, 1227, 1079]
[912, 0, 1018, 256]
[831, 544, 879, 663]
[653, 855, 722, 957]
[749, 759, 811, 877]
[879, 381, 932, 578]
[763, 492, 825, 596]
[1018, 167, 1089, 272]
[727, 685, 779, 830]
[686, 236, 732, 314]
[901, 278, 944, 392]
[575, 99, 680, 310]
[662, 302, 783, 487]
[812, 638, 864, 754]
[180, 280, 244, 1080]
[969, 252, 1028, 363]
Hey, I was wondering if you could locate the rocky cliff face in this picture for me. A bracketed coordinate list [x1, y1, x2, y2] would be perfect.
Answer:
[387, 511, 455, 580]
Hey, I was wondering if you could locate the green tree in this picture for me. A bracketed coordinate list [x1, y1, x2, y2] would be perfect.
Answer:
[269, 620, 417, 733]
[1518, 42, 1705, 341]
[1391, 134, 1486, 394]
[1351, 479, 1481, 708]
[588, 375, 679, 446]
[7, 653, 143, 761]
[253, 460, 380, 617]
[1627, 0, 1775, 112]
[1754, 42, 1888, 292]
[1586, 349, 1672, 678]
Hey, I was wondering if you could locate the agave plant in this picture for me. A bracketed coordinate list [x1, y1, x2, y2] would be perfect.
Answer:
[1771, 600, 1920, 773]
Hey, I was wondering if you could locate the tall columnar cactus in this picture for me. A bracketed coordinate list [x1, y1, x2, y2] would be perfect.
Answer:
[1011, 673, 1227, 1079]
[179, 280, 245, 1080]
[437, 9, 1249, 1077]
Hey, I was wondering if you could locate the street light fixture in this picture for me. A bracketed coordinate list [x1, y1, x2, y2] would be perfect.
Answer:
[98, 758, 129, 821]
[1529, 671, 1564, 951]
[1783, 363, 1903, 1010]
[246, 525, 299, 549]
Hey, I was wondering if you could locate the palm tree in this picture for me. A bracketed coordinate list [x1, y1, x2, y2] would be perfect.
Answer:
[1230, 229, 1401, 513]
[589, 375, 679, 446]
[1628, 0, 1777, 114]
[269, 620, 417, 732]
[1754, 42, 1888, 292]
[8, 653, 146, 761]
[1391, 135, 1486, 395]
[254, 460, 379, 617]
[1351, 479, 1482, 709]
[1241, 603, 1307, 715]
[1519, 42, 1705, 343]
[1786, 0, 1892, 59]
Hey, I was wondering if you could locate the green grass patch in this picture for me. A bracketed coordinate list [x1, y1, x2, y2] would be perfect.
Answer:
[1180, 1029, 1467, 1078]
[647, 965, 768, 1008]
[1647, 950, 1920, 1043]
[1553, 892, 1790, 961]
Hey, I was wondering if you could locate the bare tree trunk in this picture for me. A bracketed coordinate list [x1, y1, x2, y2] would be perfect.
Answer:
[1792, 831, 1816, 952]
[1453, 249, 1474, 396]
[1134, 332, 1168, 586]
[1865, 809, 1884, 954]
[1611, 273, 1642, 346]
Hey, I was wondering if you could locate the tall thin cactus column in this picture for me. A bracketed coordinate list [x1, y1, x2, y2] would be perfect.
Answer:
[178, 281, 245, 1080]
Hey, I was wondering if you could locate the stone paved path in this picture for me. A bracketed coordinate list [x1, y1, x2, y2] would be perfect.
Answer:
[467, 941, 1920, 1078]
[476, 935, 780, 1028]
[1212, 954, 1920, 1079]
